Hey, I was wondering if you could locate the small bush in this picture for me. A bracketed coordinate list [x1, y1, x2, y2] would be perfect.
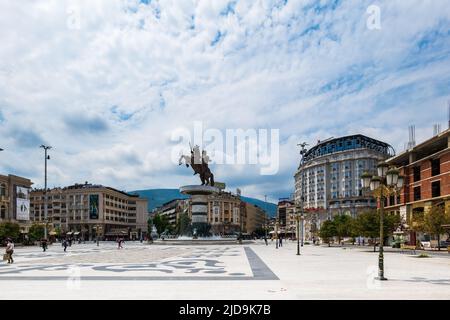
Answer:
[417, 253, 430, 258]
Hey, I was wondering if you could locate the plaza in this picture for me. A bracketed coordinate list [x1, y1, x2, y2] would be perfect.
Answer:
[1, 241, 449, 300]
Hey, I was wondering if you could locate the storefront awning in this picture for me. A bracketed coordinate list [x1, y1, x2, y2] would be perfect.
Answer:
[66, 232, 73, 235]
[49, 231, 57, 236]
[73, 232, 80, 235]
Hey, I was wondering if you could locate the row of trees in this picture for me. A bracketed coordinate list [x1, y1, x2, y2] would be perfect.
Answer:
[319, 210, 401, 246]
[319, 205, 450, 249]
[0, 222, 46, 244]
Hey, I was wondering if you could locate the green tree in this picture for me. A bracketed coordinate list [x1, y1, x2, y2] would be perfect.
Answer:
[423, 205, 450, 251]
[319, 220, 336, 247]
[29, 223, 45, 242]
[153, 214, 171, 236]
[333, 214, 353, 245]
[0, 222, 21, 243]
[353, 209, 401, 245]
[175, 213, 191, 236]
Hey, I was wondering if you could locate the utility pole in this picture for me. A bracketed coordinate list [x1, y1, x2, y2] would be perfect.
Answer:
[40, 145, 51, 240]
[264, 195, 268, 240]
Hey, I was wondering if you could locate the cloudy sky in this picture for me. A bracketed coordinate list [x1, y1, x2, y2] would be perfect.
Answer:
[0, 0, 449, 203]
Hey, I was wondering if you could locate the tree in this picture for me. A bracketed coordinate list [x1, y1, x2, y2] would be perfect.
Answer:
[0, 222, 20, 243]
[423, 205, 450, 251]
[353, 209, 401, 246]
[29, 223, 45, 242]
[175, 213, 191, 236]
[333, 214, 353, 245]
[319, 220, 336, 247]
[152, 214, 171, 236]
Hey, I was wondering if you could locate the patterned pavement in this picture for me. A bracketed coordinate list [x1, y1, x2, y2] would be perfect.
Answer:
[0, 243, 278, 281]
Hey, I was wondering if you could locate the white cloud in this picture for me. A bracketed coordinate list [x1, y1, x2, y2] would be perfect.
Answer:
[0, 0, 449, 201]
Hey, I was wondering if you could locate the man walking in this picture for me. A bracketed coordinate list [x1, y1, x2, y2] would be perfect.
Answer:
[264, 235, 268, 246]
[279, 234, 283, 247]
[62, 239, 68, 252]
[5, 238, 14, 264]
[41, 239, 48, 252]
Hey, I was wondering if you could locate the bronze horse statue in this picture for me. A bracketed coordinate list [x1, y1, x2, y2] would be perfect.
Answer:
[178, 148, 215, 186]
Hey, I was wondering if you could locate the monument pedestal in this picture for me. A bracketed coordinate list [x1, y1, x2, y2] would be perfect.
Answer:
[180, 185, 219, 238]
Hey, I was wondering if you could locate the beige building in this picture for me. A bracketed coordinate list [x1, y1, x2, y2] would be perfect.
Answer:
[185, 191, 242, 235]
[0, 174, 33, 232]
[30, 182, 148, 240]
[277, 199, 296, 236]
[242, 202, 266, 234]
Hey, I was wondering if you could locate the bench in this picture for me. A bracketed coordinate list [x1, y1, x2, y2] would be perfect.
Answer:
[400, 244, 417, 254]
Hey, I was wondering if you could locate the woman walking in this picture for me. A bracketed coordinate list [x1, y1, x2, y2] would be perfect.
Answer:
[5, 238, 14, 264]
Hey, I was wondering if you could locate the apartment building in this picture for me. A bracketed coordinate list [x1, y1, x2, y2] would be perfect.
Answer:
[30, 182, 148, 240]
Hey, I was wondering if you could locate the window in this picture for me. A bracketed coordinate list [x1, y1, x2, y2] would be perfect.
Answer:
[389, 195, 395, 206]
[0, 184, 6, 197]
[413, 186, 421, 201]
[413, 166, 421, 182]
[432, 181, 441, 198]
[431, 159, 440, 176]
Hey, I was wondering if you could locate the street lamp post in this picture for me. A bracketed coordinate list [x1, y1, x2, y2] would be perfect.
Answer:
[40, 145, 51, 240]
[264, 195, 268, 240]
[296, 207, 300, 255]
[361, 163, 403, 281]
[275, 219, 279, 249]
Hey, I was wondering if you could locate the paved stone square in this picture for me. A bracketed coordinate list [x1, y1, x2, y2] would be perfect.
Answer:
[0, 240, 449, 299]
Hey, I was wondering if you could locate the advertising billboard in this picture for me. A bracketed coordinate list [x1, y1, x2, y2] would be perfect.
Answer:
[89, 194, 99, 219]
[16, 186, 30, 221]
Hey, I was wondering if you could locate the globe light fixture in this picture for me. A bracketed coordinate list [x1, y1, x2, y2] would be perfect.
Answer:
[361, 172, 373, 189]
[377, 162, 389, 178]
[370, 176, 381, 191]
[386, 168, 400, 187]
[397, 175, 404, 189]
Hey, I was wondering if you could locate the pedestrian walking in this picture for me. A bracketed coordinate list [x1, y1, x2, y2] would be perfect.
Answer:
[5, 238, 14, 264]
[279, 235, 283, 247]
[264, 235, 268, 246]
[41, 239, 48, 252]
[62, 239, 68, 252]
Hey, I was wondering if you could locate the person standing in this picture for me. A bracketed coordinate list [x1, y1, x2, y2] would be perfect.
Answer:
[41, 239, 48, 252]
[279, 235, 283, 247]
[62, 239, 68, 252]
[5, 238, 14, 264]
[264, 235, 268, 246]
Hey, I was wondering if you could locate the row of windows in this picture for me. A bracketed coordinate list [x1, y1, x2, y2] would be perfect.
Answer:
[413, 158, 441, 182]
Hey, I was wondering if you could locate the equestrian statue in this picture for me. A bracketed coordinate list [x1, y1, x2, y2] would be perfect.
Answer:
[178, 145, 215, 186]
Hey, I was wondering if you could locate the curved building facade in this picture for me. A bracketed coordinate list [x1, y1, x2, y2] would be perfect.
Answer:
[294, 135, 394, 240]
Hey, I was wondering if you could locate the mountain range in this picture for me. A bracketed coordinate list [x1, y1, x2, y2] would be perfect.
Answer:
[128, 188, 277, 218]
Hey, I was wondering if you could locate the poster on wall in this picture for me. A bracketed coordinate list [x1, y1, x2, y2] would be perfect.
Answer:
[89, 194, 99, 219]
[16, 186, 30, 221]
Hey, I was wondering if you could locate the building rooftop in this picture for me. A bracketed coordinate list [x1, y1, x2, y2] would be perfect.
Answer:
[302, 134, 394, 163]
[386, 127, 450, 166]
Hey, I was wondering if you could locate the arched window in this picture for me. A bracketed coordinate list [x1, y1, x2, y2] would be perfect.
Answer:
[0, 183, 6, 197]
[0, 206, 6, 219]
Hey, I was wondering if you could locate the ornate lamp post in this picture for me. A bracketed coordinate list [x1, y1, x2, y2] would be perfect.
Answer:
[40, 145, 51, 240]
[295, 208, 301, 255]
[361, 162, 404, 281]
[275, 219, 279, 249]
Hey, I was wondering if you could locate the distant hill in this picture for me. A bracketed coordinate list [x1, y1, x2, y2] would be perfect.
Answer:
[128, 188, 277, 218]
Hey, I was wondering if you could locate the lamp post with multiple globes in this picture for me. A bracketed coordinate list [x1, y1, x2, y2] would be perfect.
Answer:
[361, 162, 404, 281]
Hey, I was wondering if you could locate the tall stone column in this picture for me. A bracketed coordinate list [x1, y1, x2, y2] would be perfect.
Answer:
[180, 185, 219, 238]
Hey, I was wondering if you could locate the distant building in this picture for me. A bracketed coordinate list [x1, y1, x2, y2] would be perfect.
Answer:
[153, 198, 189, 229]
[385, 128, 450, 245]
[0, 174, 33, 233]
[30, 182, 148, 240]
[294, 135, 394, 240]
[242, 202, 266, 234]
[276, 198, 296, 236]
